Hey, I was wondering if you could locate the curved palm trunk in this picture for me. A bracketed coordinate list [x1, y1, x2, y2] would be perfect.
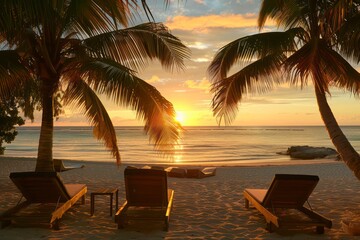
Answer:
[315, 86, 360, 179]
[35, 79, 55, 172]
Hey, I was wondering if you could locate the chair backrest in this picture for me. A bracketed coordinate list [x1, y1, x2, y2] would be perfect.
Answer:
[10, 172, 71, 203]
[262, 174, 319, 208]
[124, 168, 168, 207]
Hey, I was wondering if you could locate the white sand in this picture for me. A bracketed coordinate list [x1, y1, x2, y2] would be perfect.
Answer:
[0, 157, 360, 239]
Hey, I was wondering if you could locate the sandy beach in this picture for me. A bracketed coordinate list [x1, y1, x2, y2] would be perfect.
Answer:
[1, 157, 360, 239]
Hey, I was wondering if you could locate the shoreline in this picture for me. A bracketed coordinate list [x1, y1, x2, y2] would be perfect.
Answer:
[0, 156, 359, 239]
[0, 155, 340, 168]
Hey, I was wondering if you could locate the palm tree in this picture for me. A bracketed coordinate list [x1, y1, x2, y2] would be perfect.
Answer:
[208, 0, 360, 179]
[0, 0, 190, 172]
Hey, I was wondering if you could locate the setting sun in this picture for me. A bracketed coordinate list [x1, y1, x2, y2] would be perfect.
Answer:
[175, 111, 186, 125]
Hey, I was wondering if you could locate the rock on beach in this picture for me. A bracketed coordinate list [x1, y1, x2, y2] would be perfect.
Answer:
[278, 145, 339, 160]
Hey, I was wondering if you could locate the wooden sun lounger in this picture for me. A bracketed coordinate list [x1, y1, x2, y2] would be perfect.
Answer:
[115, 168, 174, 231]
[0, 172, 87, 229]
[244, 174, 332, 234]
[54, 159, 85, 172]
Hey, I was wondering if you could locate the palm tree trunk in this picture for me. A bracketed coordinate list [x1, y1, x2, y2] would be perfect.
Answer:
[315, 86, 360, 179]
[35, 80, 55, 172]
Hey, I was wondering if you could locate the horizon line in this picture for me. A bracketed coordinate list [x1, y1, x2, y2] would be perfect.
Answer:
[17, 125, 360, 127]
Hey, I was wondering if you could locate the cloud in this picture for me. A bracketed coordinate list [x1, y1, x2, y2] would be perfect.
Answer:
[146, 75, 161, 83]
[192, 57, 210, 63]
[166, 14, 276, 31]
[187, 42, 210, 49]
[195, 0, 205, 5]
[241, 94, 315, 105]
[185, 78, 211, 92]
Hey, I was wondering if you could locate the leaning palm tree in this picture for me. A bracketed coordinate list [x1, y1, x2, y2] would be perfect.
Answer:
[208, 0, 360, 179]
[0, 0, 190, 172]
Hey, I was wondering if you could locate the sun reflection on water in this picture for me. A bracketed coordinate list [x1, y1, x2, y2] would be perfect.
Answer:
[174, 139, 184, 163]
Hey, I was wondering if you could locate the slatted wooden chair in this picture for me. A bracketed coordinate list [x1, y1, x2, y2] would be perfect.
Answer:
[0, 172, 87, 229]
[244, 174, 332, 234]
[115, 168, 174, 231]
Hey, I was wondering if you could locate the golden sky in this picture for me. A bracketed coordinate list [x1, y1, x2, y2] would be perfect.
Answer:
[28, 0, 360, 127]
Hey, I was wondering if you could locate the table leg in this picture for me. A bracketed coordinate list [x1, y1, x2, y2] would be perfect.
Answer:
[110, 194, 113, 216]
[115, 190, 119, 212]
[91, 193, 94, 216]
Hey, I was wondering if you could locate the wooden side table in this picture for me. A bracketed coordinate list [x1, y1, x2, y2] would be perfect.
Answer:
[90, 188, 119, 216]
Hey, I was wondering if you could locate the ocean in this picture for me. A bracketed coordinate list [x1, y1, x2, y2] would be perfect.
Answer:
[3, 126, 360, 166]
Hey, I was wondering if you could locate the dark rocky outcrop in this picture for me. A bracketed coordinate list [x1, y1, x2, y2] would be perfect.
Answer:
[277, 145, 340, 160]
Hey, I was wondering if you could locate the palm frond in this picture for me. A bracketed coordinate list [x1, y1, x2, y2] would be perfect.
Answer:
[336, 11, 360, 63]
[83, 22, 190, 71]
[0, 2, 20, 44]
[0, 1, 46, 46]
[63, 77, 121, 164]
[285, 40, 360, 94]
[1, 0, 133, 41]
[0, 0, 62, 30]
[317, 44, 360, 94]
[15, 78, 41, 121]
[138, 81, 181, 154]
[258, 0, 284, 28]
[284, 42, 313, 88]
[76, 58, 181, 154]
[0, 50, 32, 98]
[63, 0, 134, 37]
[211, 53, 286, 125]
[0, 50, 39, 120]
[258, 0, 306, 29]
[208, 28, 304, 81]
[138, 0, 177, 21]
[325, 0, 354, 31]
[0, 0, 40, 26]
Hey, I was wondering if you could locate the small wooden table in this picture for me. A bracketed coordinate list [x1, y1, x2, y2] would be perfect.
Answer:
[90, 188, 119, 216]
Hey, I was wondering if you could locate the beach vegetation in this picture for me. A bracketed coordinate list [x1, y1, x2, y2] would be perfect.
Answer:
[0, 97, 25, 155]
[208, 0, 360, 179]
[0, 0, 190, 171]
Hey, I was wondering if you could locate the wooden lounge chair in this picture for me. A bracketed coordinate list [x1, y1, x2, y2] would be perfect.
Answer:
[243, 174, 332, 234]
[115, 168, 174, 231]
[0, 172, 87, 229]
[54, 159, 85, 172]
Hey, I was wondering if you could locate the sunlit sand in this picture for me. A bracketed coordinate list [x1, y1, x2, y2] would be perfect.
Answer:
[0, 156, 359, 239]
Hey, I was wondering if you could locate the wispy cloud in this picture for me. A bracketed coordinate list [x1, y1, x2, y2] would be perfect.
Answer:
[194, 0, 206, 5]
[146, 75, 161, 83]
[192, 57, 210, 63]
[243, 96, 314, 105]
[187, 42, 210, 49]
[185, 78, 211, 92]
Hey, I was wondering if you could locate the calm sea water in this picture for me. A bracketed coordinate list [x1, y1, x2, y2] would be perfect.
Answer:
[3, 126, 360, 166]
